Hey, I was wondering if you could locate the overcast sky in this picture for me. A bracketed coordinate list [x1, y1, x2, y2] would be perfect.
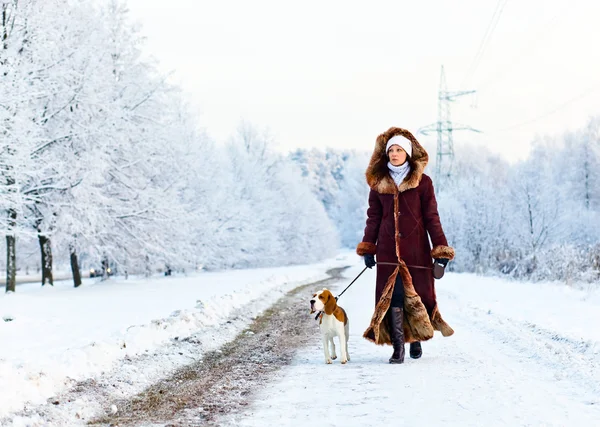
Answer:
[125, 0, 600, 161]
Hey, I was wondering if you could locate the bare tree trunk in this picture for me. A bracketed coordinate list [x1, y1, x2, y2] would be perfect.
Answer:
[6, 209, 17, 292]
[145, 255, 151, 278]
[38, 234, 53, 286]
[3, 4, 18, 293]
[70, 245, 82, 288]
[6, 235, 16, 291]
[101, 257, 109, 280]
[6, 240, 16, 292]
[2, 4, 9, 56]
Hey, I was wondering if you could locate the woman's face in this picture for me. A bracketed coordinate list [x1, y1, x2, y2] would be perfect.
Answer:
[388, 145, 407, 166]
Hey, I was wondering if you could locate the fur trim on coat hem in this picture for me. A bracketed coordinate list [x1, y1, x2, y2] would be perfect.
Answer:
[431, 245, 455, 261]
[356, 242, 377, 256]
[431, 305, 454, 337]
[363, 261, 439, 345]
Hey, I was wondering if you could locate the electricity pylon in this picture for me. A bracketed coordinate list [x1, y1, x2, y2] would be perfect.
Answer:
[418, 65, 480, 190]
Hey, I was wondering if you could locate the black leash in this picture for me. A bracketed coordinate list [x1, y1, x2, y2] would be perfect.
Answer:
[335, 266, 369, 301]
[312, 261, 437, 321]
[314, 266, 369, 320]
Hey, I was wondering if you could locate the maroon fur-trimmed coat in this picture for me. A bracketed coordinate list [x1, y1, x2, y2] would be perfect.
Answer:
[356, 127, 455, 345]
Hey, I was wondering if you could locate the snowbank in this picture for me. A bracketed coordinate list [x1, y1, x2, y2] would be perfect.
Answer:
[438, 272, 600, 343]
[0, 254, 349, 418]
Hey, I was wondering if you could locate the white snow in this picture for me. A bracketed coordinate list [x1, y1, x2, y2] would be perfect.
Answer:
[2, 256, 600, 426]
[0, 255, 347, 419]
[226, 264, 600, 427]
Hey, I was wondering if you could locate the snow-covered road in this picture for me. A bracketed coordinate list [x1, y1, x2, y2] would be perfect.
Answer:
[0, 256, 349, 423]
[225, 265, 600, 427]
[3, 256, 599, 426]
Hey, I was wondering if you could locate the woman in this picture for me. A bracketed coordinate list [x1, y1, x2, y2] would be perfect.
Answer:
[356, 127, 455, 364]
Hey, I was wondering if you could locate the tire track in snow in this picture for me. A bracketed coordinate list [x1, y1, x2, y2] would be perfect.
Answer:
[88, 267, 349, 426]
[221, 269, 600, 427]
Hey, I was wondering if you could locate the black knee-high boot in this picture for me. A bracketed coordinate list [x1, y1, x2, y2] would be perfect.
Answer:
[388, 307, 405, 363]
[388, 274, 405, 364]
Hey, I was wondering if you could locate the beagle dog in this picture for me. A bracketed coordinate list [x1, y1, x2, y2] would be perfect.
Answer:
[310, 288, 350, 364]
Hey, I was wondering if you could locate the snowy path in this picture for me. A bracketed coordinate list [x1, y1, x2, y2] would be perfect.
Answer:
[0, 256, 350, 423]
[225, 265, 600, 427]
[4, 258, 599, 426]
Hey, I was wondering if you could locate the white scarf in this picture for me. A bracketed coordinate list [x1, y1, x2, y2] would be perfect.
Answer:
[387, 161, 411, 187]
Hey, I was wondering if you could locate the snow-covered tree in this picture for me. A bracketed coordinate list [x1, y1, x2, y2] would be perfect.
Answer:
[330, 152, 370, 248]
[289, 148, 346, 217]
[193, 123, 339, 269]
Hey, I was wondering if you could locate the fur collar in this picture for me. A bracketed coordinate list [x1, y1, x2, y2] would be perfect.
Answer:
[365, 127, 429, 194]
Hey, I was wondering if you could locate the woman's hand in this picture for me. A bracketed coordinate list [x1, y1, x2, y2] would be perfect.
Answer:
[364, 254, 376, 269]
[435, 258, 449, 267]
[433, 258, 449, 279]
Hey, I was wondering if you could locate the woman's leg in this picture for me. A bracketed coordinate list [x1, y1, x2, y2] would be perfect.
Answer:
[390, 272, 405, 307]
[406, 270, 425, 359]
[388, 273, 405, 363]
[410, 341, 422, 359]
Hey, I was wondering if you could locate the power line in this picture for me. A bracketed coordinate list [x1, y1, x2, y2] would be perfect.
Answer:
[494, 84, 600, 133]
[477, 3, 573, 93]
[461, 0, 509, 89]
[463, 0, 508, 86]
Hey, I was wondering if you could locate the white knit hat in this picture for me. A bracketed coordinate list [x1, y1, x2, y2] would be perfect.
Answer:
[386, 135, 412, 158]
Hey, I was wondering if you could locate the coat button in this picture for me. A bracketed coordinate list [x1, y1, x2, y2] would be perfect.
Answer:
[398, 232, 403, 238]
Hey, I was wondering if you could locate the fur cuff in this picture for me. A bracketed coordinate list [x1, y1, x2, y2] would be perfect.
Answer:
[356, 242, 377, 256]
[431, 245, 455, 261]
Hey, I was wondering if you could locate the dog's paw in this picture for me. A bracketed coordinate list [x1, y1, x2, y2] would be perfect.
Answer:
[340, 359, 348, 364]
[331, 354, 337, 360]
[325, 358, 333, 364]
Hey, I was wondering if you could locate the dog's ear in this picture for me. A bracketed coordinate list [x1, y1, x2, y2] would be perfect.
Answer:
[323, 290, 336, 315]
